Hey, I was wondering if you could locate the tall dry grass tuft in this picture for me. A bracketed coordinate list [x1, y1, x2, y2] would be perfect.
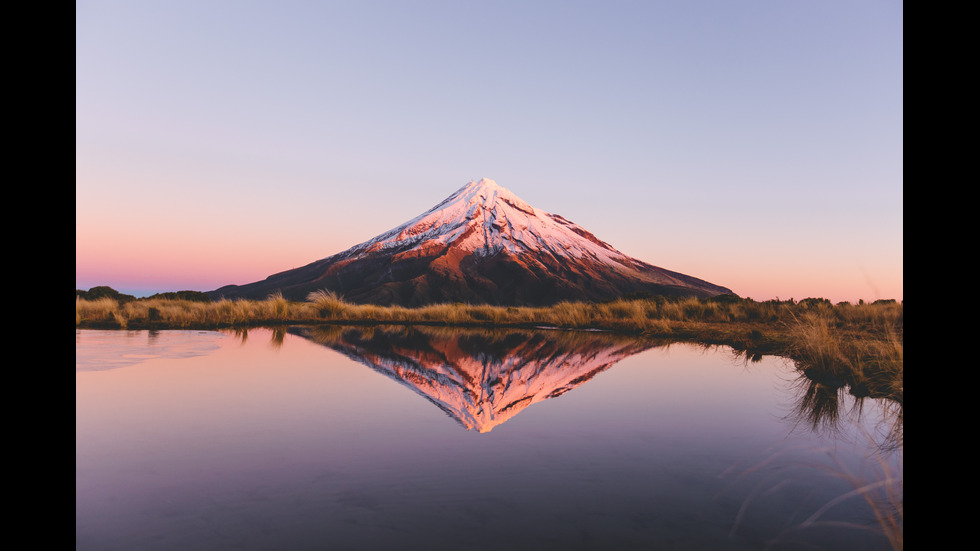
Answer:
[864, 452, 903, 551]
[788, 303, 902, 407]
[212, 298, 255, 326]
[547, 301, 594, 328]
[791, 311, 852, 374]
[680, 297, 713, 321]
[803, 447, 903, 551]
[265, 291, 291, 321]
[76, 297, 125, 326]
[307, 289, 348, 319]
[463, 304, 501, 323]
[351, 303, 397, 323]
[417, 303, 453, 323]
[604, 299, 642, 320]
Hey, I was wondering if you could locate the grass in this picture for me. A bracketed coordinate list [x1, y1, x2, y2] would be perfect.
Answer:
[76, 292, 902, 402]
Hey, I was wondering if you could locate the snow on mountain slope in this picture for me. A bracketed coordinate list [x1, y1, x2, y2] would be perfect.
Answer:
[345, 178, 617, 261]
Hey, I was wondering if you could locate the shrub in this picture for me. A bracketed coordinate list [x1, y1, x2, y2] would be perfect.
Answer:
[798, 297, 833, 309]
[145, 290, 212, 302]
[707, 293, 743, 305]
[76, 286, 136, 303]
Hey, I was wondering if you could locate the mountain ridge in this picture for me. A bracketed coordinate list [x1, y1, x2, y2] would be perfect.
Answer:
[208, 178, 734, 305]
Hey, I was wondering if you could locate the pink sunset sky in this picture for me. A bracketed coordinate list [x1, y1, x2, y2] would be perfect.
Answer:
[76, 1, 902, 304]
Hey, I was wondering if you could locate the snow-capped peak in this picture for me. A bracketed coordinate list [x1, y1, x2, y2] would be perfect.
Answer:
[442, 178, 534, 216]
[463, 177, 500, 190]
[339, 178, 631, 268]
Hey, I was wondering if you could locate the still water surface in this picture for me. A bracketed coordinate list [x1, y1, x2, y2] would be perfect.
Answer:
[76, 326, 901, 550]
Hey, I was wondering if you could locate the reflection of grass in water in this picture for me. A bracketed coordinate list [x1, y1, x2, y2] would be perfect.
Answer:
[802, 451, 903, 551]
[269, 326, 287, 348]
[718, 441, 902, 551]
[784, 370, 903, 454]
[793, 445, 902, 551]
[721, 360, 903, 550]
[784, 357, 902, 550]
[792, 378, 845, 436]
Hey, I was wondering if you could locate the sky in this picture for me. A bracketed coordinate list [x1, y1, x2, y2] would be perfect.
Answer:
[76, 0, 902, 303]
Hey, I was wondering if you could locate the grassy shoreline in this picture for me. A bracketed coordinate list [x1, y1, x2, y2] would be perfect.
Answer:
[76, 291, 902, 404]
[77, 290, 902, 547]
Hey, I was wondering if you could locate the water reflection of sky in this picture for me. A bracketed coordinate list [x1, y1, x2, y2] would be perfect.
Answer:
[74, 329, 227, 371]
[76, 327, 901, 551]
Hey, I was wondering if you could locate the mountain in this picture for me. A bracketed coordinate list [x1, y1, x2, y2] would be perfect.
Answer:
[208, 178, 733, 305]
[291, 325, 659, 433]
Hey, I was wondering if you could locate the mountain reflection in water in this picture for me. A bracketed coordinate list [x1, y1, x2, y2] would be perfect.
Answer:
[291, 324, 903, 453]
[290, 325, 660, 433]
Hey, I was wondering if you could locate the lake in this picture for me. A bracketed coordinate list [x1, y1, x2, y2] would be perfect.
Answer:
[76, 326, 902, 550]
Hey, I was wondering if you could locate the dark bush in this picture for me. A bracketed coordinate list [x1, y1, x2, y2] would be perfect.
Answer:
[707, 293, 743, 304]
[76, 286, 137, 303]
[145, 290, 212, 303]
[798, 297, 832, 309]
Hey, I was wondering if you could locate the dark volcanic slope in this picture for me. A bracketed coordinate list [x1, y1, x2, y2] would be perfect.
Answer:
[208, 178, 734, 305]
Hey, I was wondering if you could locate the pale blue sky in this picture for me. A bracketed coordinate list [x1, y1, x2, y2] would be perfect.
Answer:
[77, 1, 903, 302]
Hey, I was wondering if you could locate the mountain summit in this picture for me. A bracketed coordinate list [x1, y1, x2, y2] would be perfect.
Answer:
[209, 178, 733, 305]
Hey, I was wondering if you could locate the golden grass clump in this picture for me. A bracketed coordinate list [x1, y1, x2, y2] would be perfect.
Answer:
[263, 291, 291, 320]
[351, 303, 395, 322]
[603, 299, 642, 320]
[791, 311, 850, 373]
[418, 303, 466, 324]
[76, 297, 125, 327]
[211, 298, 257, 325]
[788, 305, 902, 404]
[463, 304, 502, 323]
[307, 289, 348, 319]
[547, 301, 594, 328]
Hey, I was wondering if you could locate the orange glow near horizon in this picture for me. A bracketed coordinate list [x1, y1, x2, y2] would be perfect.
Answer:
[76, 211, 902, 303]
[75, 249, 902, 304]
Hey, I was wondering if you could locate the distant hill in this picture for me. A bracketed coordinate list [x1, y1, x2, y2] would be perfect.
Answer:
[76, 287, 211, 303]
[209, 178, 734, 306]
